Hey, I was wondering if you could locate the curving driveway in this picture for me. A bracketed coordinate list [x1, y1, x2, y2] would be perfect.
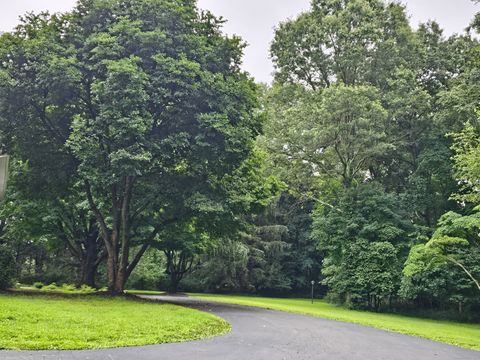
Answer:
[1, 295, 478, 360]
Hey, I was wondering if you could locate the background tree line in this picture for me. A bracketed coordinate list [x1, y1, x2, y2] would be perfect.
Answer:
[0, 0, 479, 321]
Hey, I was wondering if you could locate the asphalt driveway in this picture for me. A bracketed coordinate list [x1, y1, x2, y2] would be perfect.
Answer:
[1, 295, 478, 360]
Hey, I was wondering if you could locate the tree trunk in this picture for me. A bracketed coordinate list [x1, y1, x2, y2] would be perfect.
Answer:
[448, 257, 480, 292]
[78, 230, 100, 288]
[34, 247, 46, 276]
[168, 272, 181, 294]
[115, 176, 133, 293]
[85, 178, 172, 295]
[164, 250, 194, 294]
[106, 242, 119, 293]
[79, 256, 97, 288]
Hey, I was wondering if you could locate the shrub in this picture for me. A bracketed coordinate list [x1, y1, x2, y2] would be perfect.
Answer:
[60, 283, 76, 292]
[33, 282, 44, 289]
[0, 246, 16, 290]
[43, 283, 58, 291]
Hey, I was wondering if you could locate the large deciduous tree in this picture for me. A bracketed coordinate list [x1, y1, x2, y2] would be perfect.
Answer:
[263, 84, 389, 189]
[312, 183, 413, 308]
[271, 0, 416, 89]
[68, 0, 262, 293]
[1, 0, 262, 293]
[0, 13, 105, 287]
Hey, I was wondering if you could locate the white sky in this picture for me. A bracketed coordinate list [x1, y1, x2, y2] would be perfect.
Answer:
[0, 0, 478, 83]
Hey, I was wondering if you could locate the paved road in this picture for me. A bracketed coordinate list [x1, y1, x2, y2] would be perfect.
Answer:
[2, 295, 479, 360]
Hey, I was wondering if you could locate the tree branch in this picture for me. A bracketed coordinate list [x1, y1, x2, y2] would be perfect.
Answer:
[84, 180, 111, 247]
[126, 217, 178, 278]
[448, 257, 480, 291]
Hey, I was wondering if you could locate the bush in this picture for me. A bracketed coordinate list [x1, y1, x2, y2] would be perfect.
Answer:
[60, 283, 76, 292]
[33, 282, 44, 289]
[29, 282, 97, 294]
[43, 283, 58, 291]
[0, 246, 16, 290]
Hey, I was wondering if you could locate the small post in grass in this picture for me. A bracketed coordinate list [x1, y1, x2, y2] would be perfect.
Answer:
[0, 155, 9, 201]
[311, 280, 315, 304]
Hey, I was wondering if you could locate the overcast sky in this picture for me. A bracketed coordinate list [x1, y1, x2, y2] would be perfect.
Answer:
[1, 0, 478, 83]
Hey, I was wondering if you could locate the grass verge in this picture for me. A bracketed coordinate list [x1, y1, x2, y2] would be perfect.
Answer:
[192, 293, 480, 351]
[0, 293, 230, 350]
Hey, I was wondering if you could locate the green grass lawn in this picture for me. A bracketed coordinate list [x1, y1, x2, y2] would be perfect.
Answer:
[193, 293, 480, 351]
[0, 294, 230, 350]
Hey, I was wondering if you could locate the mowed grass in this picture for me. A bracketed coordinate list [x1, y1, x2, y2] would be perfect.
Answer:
[0, 294, 230, 350]
[193, 293, 480, 351]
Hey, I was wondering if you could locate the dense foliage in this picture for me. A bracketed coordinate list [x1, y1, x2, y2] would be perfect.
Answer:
[0, 0, 264, 293]
[255, 0, 480, 317]
[0, 0, 479, 321]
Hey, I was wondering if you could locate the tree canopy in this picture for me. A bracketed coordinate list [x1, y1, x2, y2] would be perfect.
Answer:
[0, 0, 479, 320]
[0, 0, 263, 293]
